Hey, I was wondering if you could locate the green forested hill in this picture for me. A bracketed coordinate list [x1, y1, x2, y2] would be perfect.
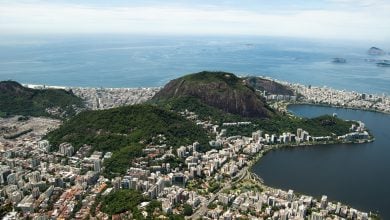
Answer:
[46, 104, 211, 175]
[0, 81, 84, 118]
[152, 95, 354, 138]
[223, 114, 355, 137]
[44, 71, 355, 176]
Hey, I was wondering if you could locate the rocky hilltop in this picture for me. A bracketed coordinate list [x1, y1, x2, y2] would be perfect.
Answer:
[0, 81, 30, 95]
[244, 76, 294, 96]
[152, 71, 273, 118]
[368, 47, 385, 55]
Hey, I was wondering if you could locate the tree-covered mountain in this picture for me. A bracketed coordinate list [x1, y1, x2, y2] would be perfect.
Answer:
[152, 71, 274, 118]
[44, 71, 356, 176]
[151, 72, 354, 136]
[46, 104, 211, 175]
[0, 81, 84, 118]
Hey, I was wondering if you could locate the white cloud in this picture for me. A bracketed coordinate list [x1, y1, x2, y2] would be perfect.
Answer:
[328, 0, 388, 7]
[0, 2, 389, 41]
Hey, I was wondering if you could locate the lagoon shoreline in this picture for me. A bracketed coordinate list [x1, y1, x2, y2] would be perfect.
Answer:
[252, 104, 390, 219]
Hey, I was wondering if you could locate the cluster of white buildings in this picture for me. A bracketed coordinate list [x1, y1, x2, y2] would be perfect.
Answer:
[205, 189, 369, 220]
[23, 84, 160, 110]
[71, 87, 160, 110]
[0, 129, 112, 219]
[254, 76, 390, 114]
[290, 84, 390, 113]
[265, 94, 297, 102]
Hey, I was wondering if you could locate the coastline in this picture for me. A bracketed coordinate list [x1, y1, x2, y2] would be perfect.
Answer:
[22, 83, 161, 90]
[23, 74, 390, 116]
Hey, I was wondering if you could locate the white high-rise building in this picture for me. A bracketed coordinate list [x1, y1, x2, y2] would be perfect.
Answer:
[93, 159, 101, 172]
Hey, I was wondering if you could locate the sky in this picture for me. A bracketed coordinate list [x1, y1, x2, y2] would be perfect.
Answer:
[0, 0, 390, 42]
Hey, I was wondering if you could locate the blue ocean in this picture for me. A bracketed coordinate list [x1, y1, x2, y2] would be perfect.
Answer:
[0, 35, 389, 94]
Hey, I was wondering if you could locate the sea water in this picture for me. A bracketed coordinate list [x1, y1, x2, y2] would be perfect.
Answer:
[0, 35, 389, 94]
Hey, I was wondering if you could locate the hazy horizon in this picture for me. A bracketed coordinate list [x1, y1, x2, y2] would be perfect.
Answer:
[0, 33, 389, 48]
[1, 0, 390, 42]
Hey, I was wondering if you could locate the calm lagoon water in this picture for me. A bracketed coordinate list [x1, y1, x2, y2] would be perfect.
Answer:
[252, 104, 390, 219]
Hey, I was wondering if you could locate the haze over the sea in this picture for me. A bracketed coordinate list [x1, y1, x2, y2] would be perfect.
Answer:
[0, 35, 389, 95]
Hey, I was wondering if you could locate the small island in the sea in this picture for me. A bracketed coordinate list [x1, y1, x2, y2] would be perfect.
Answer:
[377, 60, 390, 67]
[368, 46, 386, 55]
[332, 57, 347, 63]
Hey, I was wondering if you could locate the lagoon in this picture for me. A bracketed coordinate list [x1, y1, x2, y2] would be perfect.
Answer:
[252, 104, 390, 219]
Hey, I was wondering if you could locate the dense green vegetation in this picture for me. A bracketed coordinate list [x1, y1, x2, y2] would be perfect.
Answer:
[208, 181, 221, 193]
[153, 96, 244, 124]
[100, 189, 185, 219]
[46, 104, 211, 175]
[154, 96, 354, 137]
[181, 71, 246, 89]
[47, 104, 210, 150]
[103, 145, 144, 175]
[182, 204, 193, 216]
[0, 81, 83, 118]
[224, 115, 355, 137]
[100, 189, 145, 217]
[0, 203, 13, 218]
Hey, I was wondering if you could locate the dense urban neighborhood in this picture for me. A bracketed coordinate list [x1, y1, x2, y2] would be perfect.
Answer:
[261, 78, 390, 114]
